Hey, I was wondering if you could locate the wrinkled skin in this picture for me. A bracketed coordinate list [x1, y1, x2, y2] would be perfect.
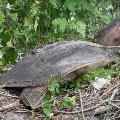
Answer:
[95, 19, 120, 46]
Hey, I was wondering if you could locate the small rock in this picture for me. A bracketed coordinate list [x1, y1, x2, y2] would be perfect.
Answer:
[92, 77, 110, 90]
[3, 112, 25, 120]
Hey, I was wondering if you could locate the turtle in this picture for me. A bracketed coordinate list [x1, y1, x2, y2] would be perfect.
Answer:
[0, 41, 119, 108]
[95, 19, 120, 46]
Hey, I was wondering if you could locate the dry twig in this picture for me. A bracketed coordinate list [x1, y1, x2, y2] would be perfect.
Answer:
[79, 90, 86, 119]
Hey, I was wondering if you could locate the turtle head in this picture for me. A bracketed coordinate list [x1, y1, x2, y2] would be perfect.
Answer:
[95, 19, 120, 46]
[105, 46, 120, 61]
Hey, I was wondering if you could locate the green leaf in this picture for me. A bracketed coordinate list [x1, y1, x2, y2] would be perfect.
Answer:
[9, 13, 18, 21]
[60, 96, 76, 108]
[34, 17, 39, 31]
[53, 18, 68, 33]
[30, 3, 39, 16]
[49, 0, 60, 7]
[94, 9, 111, 23]
[0, 58, 3, 69]
[7, 0, 16, 4]
[59, 18, 68, 33]
[76, 21, 86, 38]
[0, 31, 11, 47]
[24, 16, 32, 26]
[42, 104, 52, 116]
[0, 11, 5, 26]
[2, 47, 18, 65]
[97, 1, 110, 9]
[48, 75, 61, 95]
[69, 20, 86, 38]
[64, 0, 76, 12]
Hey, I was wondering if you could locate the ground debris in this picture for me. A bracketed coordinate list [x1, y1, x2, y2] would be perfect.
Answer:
[3, 112, 26, 120]
[0, 75, 119, 120]
[53, 75, 120, 119]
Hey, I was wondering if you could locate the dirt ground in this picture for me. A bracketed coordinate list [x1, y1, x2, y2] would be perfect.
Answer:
[0, 75, 120, 120]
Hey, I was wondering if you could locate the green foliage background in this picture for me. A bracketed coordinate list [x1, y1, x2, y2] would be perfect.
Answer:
[0, 0, 120, 72]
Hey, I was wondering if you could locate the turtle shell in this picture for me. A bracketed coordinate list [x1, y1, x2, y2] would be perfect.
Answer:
[0, 41, 108, 87]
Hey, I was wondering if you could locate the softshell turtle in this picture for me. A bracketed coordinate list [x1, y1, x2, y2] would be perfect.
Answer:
[0, 41, 119, 108]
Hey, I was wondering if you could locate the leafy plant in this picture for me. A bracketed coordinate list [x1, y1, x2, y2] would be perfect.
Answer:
[48, 75, 61, 96]
[42, 103, 53, 116]
[83, 66, 120, 83]
[70, 79, 84, 91]
[59, 96, 76, 108]
[7, 0, 16, 5]
[0, 0, 119, 73]
[0, 11, 5, 27]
